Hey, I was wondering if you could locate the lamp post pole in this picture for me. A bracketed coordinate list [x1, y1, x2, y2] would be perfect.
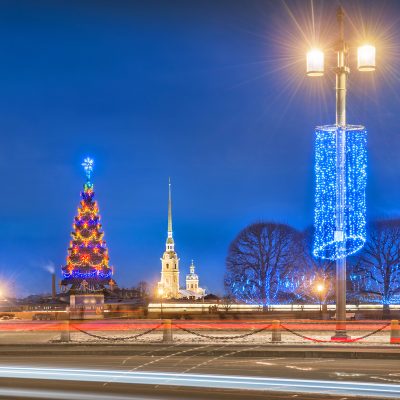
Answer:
[319, 292, 322, 312]
[316, 283, 325, 314]
[333, 6, 349, 340]
[158, 287, 164, 319]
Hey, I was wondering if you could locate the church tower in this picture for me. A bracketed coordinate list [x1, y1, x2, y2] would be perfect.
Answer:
[158, 179, 180, 298]
[185, 260, 205, 297]
[186, 260, 199, 292]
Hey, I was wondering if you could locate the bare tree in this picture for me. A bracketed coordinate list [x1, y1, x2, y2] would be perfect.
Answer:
[136, 281, 150, 299]
[350, 220, 400, 311]
[220, 294, 235, 313]
[294, 228, 335, 304]
[225, 222, 300, 309]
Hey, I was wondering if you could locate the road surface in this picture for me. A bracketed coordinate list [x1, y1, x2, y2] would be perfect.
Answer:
[0, 346, 399, 399]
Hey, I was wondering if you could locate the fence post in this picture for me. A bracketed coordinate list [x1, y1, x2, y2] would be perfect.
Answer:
[60, 320, 70, 343]
[390, 320, 399, 344]
[271, 320, 281, 343]
[163, 319, 173, 343]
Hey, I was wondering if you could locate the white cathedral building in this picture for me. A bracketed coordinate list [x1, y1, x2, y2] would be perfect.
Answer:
[157, 180, 205, 300]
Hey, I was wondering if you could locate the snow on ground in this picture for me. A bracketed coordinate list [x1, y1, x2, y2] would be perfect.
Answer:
[68, 326, 393, 346]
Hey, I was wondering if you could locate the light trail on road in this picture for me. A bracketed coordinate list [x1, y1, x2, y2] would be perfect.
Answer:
[0, 366, 399, 398]
[0, 387, 151, 400]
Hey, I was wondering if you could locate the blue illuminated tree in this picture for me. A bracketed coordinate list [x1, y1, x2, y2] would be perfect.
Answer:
[350, 220, 400, 310]
[225, 222, 300, 308]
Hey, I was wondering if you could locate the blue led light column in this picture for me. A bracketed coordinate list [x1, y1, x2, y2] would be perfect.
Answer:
[314, 125, 367, 339]
[314, 126, 367, 261]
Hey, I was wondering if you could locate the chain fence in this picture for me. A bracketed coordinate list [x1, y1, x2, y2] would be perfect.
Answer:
[69, 320, 392, 344]
[174, 323, 272, 340]
[280, 322, 391, 343]
[71, 324, 162, 341]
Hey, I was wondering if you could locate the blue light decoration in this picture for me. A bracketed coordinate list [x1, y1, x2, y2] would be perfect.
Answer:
[63, 269, 112, 280]
[226, 273, 300, 307]
[313, 125, 367, 260]
[349, 267, 400, 305]
[82, 157, 94, 181]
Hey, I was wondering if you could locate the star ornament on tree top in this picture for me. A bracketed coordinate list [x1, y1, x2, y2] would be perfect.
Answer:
[82, 157, 94, 181]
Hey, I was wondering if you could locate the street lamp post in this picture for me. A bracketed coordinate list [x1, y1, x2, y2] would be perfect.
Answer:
[335, 6, 349, 340]
[316, 283, 325, 312]
[158, 287, 164, 319]
[306, 6, 375, 340]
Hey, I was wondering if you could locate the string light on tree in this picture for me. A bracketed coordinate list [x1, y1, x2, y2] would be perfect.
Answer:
[61, 158, 115, 292]
[82, 157, 94, 183]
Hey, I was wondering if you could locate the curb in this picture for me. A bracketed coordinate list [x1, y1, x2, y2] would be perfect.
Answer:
[0, 344, 399, 359]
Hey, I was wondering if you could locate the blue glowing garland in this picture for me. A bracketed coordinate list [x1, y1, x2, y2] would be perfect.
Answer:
[313, 125, 367, 260]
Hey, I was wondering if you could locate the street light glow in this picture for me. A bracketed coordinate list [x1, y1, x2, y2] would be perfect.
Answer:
[316, 283, 325, 293]
[306, 49, 324, 76]
[357, 45, 376, 71]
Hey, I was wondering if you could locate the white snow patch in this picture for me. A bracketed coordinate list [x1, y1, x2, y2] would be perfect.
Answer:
[286, 365, 313, 371]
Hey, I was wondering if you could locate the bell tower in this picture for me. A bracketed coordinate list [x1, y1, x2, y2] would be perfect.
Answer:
[158, 179, 180, 298]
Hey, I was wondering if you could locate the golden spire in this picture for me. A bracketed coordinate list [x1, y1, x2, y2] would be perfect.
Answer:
[167, 178, 173, 240]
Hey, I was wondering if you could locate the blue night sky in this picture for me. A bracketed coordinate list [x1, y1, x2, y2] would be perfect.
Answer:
[0, 0, 400, 296]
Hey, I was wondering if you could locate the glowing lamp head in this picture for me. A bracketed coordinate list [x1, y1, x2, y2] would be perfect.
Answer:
[306, 49, 324, 76]
[357, 45, 376, 71]
[158, 287, 164, 297]
[316, 283, 325, 293]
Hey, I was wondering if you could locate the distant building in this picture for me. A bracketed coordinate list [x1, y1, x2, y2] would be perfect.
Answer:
[158, 179, 180, 299]
[181, 260, 205, 299]
[157, 180, 206, 300]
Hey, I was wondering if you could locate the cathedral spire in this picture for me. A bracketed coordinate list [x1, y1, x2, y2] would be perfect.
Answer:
[166, 178, 174, 251]
[159, 177, 180, 299]
[168, 177, 173, 238]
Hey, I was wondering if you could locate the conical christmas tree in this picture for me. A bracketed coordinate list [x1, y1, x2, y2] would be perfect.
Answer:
[61, 158, 114, 292]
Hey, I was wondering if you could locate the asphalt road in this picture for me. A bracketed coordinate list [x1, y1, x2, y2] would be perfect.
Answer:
[0, 378, 369, 400]
[0, 348, 399, 399]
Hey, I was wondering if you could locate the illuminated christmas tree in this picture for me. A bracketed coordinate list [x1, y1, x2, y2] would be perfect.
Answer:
[61, 158, 114, 292]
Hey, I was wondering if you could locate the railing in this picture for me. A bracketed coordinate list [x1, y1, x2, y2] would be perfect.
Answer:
[60, 319, 400, 345]
[0, 318, 397, 344]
